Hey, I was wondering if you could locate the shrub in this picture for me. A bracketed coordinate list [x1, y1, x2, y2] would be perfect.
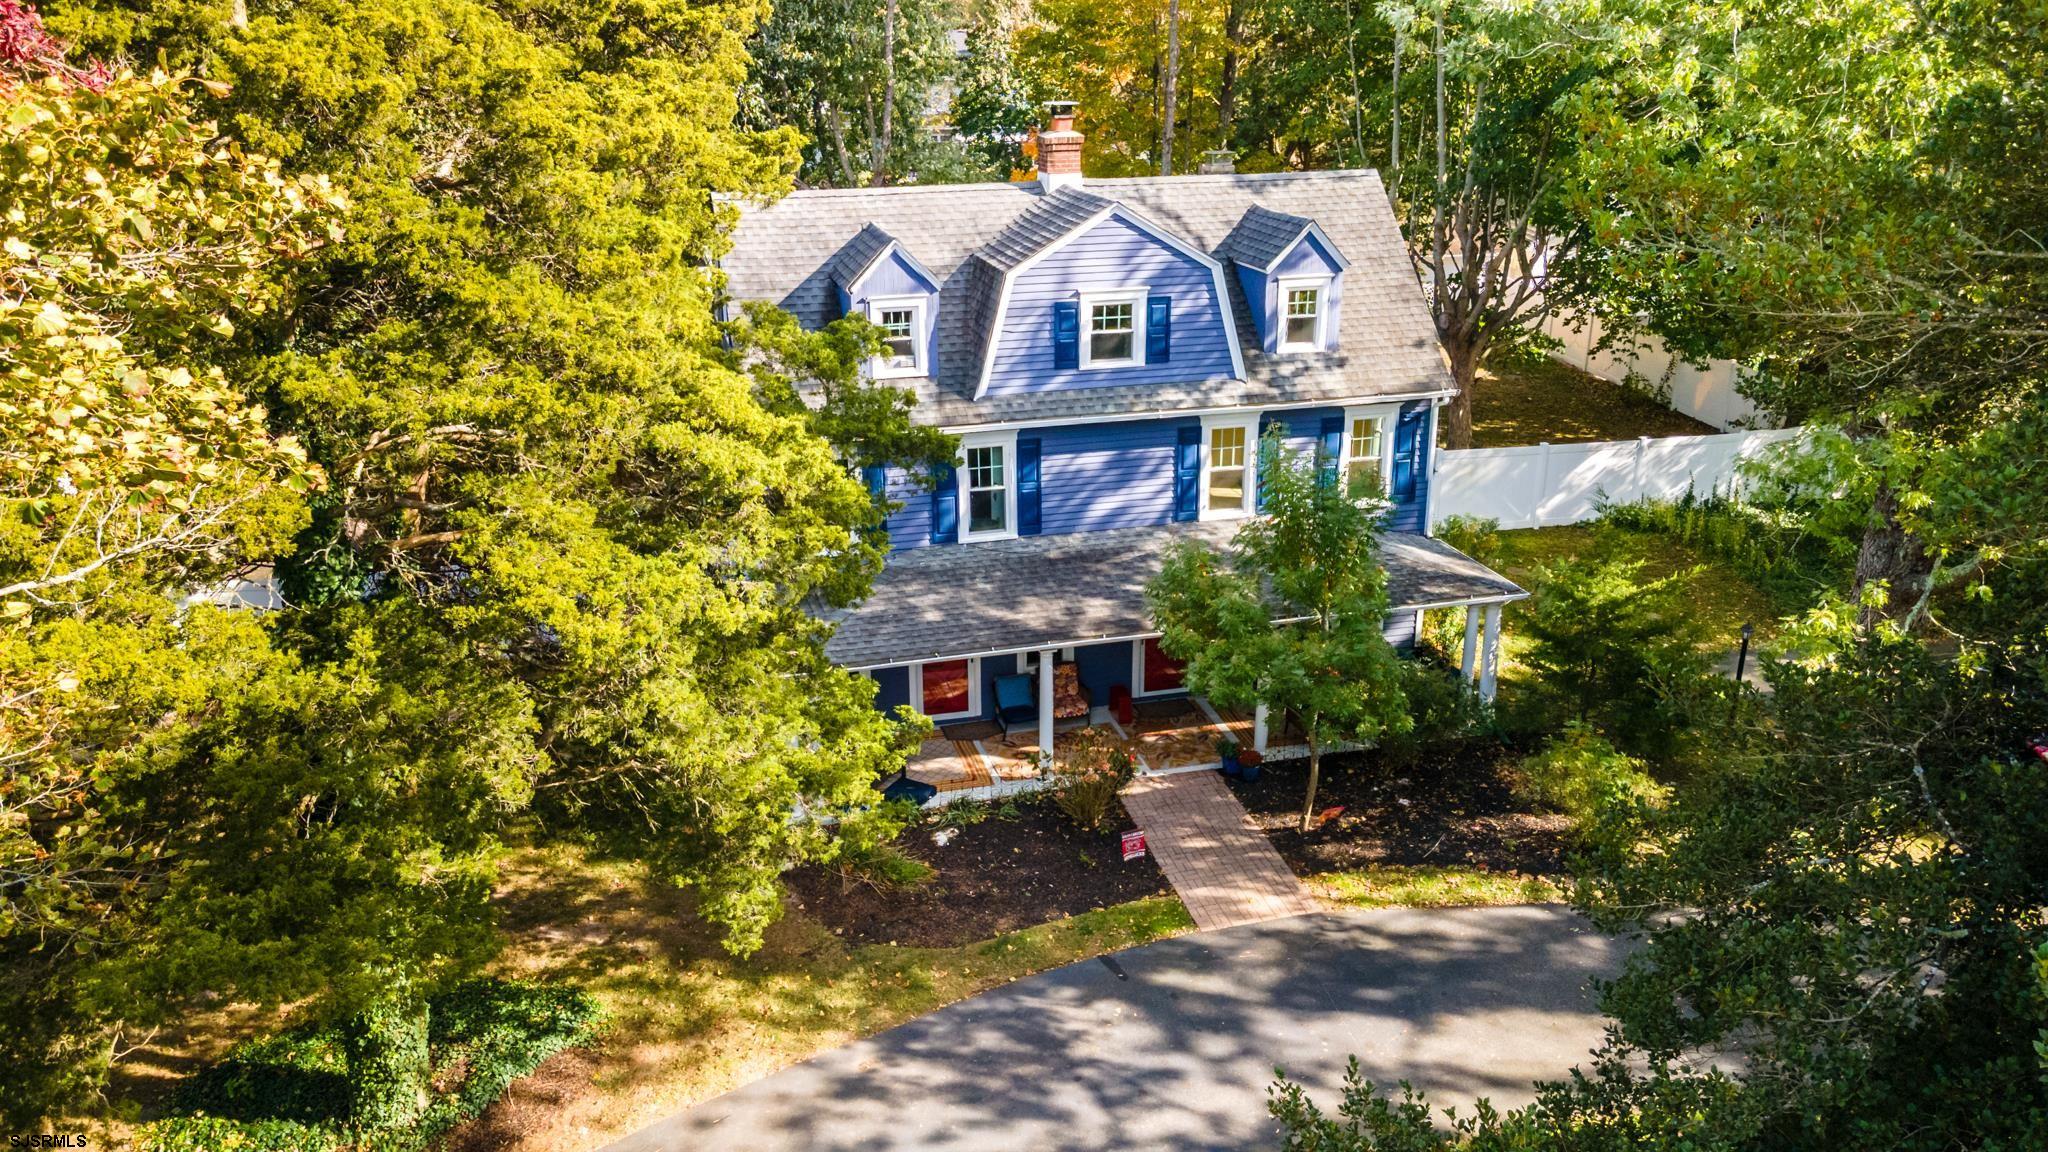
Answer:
[1381, 657, 1489, 764]
[1435, 514, 1503, 566]
[1516, 722, 1666, 832]
[1052, 728, 1137, 831]
[144, 980, 605, 1152]
[1520, 553, 1714, 758]
[828, 801, 931, 893]
[1054, 773, 1125, 832]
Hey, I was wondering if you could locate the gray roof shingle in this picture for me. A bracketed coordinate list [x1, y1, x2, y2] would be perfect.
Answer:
[1217, 203, 1316, 270]
[720, 171, 1451, 429]
[827, 222, 898, 290]
[821, 524, 1523, 668]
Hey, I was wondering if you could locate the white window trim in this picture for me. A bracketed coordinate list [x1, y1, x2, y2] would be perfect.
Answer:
[957, 428, 1020, 542]
[866, 294, 927, 380]
[1276, 276, 1332, 353]
[1131, 636, 1183, 697]
[1077, 288, 1149, 371]
[912, 657, 982, 721]
[1198, 413, 1260, 521]
[1340, 403, 1401, 498]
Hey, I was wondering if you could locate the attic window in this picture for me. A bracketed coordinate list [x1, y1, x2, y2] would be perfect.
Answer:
[866, 295, 925, 379]
[1079, 291, 1147, 369]
[1279, 278, 1328, 351]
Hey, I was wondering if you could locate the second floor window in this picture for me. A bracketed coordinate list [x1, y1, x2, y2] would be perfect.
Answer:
[965, 443, 1008, 536]
[1089, 301, 1136, 364]
[1206, 423, 1249, 515]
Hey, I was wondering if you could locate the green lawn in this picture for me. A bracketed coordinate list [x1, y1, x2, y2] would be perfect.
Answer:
[1472, 357, 1716, 448]
[466, 842, 1193, 1151]
[1311, 866, 1564, 910]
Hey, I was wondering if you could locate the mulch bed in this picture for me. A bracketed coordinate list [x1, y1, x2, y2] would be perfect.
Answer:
[784, 795, 1171, 948]
[1230, 738, 1574, 878]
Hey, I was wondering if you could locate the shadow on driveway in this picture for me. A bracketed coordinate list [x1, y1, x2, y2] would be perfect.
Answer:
[601, 904, 1627, 1152]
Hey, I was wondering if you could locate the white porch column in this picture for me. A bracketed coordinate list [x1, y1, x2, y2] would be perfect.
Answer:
[1460, 604, 1481, 682]
[1037, 647, 1056, 766]
[1478, 603, 1503, 703]
[1252, 701, 1270, 753]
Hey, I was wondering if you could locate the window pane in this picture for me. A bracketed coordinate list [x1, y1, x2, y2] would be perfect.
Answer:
[967, 445, 1004, 489]
[1090, 330, 1133, 361]
[878, 307, 917, 365]
[1346, 459, 1381, 493]
[1091, 302, 1133, 332]
[969, 488, 1005, 532]
[1285, 314, 1318, 346]
[1286, 288, 1319, 316]
[1210, 468, 1245, 509]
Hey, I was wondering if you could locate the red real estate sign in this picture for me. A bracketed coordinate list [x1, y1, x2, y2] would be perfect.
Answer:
[1121, 829, 1147, 861]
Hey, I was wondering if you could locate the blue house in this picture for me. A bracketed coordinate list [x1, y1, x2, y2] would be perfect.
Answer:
[720, 106, 1523, 789]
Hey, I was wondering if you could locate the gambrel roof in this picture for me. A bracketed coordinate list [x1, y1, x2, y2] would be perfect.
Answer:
[719, 170, 1450, 429]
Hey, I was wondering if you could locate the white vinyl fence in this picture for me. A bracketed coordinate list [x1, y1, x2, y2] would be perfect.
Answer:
[1542, 311, 1758, 431]
[1430, 428, 1803, 531]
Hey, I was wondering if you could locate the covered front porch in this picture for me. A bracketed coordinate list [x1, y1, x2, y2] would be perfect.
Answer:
[822, 521, 1525, 801]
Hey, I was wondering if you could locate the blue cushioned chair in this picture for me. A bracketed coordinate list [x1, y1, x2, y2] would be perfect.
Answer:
[993, 672, 1038, 735]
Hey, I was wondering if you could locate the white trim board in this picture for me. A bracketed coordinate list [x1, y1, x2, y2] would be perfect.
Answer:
[934, 389, 1455, 435]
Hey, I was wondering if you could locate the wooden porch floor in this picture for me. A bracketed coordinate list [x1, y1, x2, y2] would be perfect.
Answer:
[900, 697, 1267, 794]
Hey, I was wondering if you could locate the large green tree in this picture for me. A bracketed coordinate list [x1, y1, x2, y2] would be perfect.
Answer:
[21, 0, 940, 1124]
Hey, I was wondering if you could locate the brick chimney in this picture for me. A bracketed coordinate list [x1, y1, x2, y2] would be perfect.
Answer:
[1037, 100, 1083, 192]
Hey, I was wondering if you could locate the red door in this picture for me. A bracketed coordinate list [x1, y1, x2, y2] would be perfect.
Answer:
[1141, 638, 1184, 693]
[920, 659, 972, 716]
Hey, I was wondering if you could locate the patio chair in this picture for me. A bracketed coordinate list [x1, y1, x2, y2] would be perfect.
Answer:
[993, 672, 1038, 735]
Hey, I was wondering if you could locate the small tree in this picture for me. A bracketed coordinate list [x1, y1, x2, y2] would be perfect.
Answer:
[1148, 433, 1411, 832]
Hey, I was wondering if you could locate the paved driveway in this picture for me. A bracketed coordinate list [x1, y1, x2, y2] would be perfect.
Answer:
[601, 905, 1625, 1152]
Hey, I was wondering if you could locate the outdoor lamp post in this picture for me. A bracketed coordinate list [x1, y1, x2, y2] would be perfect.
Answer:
[1735, 622, 1754, 683]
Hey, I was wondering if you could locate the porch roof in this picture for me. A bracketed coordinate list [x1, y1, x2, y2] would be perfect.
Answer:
[822, 523, 1526, 670]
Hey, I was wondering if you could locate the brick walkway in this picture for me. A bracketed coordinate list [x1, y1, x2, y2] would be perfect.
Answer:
[1121, 770, 1316, 931]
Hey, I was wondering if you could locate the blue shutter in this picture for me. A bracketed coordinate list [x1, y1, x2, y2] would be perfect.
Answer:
[1392, 405, 1426, 500]
[1016, 438, 1042, 536]
[1255, 417, 1273, 512]
[1146, 295, 1171, 364]
[1317, 416, 1344, 488]
[1172, 425, 1201, 522]
[929, 461, 958, 544]
[861, 465, 887, 499]
[1052, 301, 1080, 370]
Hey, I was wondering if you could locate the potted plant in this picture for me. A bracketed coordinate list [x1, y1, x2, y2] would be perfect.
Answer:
[1237, 748, 1264, 784]
[1215, 737, 1242, 777]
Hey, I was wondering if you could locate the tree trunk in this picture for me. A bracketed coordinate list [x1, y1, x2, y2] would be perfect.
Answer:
[826, 103, 860, 186]
[1219, 0, 1241, 143]
[343, 994, 431, 1131]
[1299, 737, 1322, 833]
[1442, 335, 1479, 449]
[872, 0, 897, 187]
[1853, 479, 1931, 628]
[1160, 0, 1182, 176]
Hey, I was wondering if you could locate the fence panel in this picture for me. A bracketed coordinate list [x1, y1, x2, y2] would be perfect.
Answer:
[1430, 429, 1802, 531]
[1542, 312, 1758, 431]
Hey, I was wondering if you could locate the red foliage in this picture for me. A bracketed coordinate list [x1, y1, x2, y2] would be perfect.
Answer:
[1, 0, 111, 91]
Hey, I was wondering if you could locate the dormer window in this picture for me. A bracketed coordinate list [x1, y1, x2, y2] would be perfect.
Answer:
[866, 295, 927, 379]
[1278, 277, 1330, 351]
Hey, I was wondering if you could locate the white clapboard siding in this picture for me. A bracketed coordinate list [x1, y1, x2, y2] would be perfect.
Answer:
[1430, 429, 1804, 531]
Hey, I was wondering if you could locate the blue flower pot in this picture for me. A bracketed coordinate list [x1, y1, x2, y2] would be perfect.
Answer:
[1239, 760, 1262, 783]
[1219, 754, 1242, 777]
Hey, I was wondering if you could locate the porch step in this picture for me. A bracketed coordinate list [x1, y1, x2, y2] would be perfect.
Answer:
[1121, 771, 1316, 931]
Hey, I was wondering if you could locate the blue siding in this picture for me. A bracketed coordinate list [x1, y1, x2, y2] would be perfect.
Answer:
[1073, 641, 1132, 707]
[1272, 231, 1345, 279]
[880, 466, 934, 550]
[1246, 233, 1346, 352]
[1039, 419, 1186, 536]
[984, 215, 1234, 396]
[872, 665, 912, 711]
